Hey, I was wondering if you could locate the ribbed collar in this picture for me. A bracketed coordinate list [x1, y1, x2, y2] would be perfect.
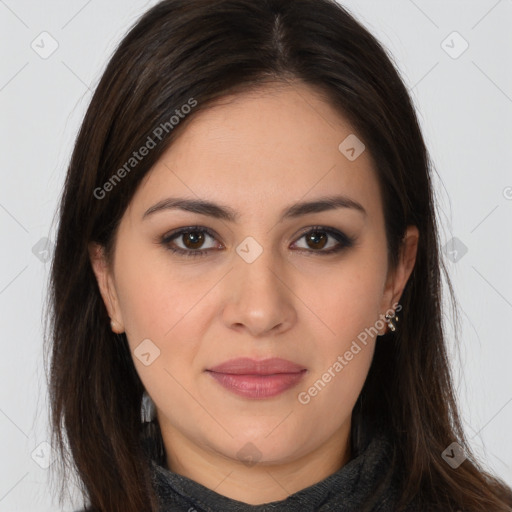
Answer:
[149, 429, 403, 512]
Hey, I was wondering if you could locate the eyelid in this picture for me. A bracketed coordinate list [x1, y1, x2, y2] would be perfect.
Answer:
[161, 225, 223, 249]
[160, 225, 355, 257]
[291, 225, 355, 252]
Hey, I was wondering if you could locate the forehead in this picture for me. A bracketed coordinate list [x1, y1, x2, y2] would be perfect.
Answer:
[128, 82, 382, 221]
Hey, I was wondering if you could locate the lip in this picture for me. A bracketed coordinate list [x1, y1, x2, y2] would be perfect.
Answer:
[206, 357, 307, 399]
[207, 357, 306, 374]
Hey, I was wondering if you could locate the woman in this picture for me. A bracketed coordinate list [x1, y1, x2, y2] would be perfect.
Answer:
[46, 0, 512, 511]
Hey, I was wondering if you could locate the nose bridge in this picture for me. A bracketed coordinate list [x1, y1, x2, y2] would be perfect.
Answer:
[221, 235, 296, 336]
[237, 241, 279, 290]
[234, 235, 285, 302]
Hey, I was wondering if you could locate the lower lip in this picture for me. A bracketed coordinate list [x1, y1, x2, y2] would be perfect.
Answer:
[206, 370, 307, 399]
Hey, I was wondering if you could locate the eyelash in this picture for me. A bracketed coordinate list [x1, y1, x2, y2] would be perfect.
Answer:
[160, 225, 355, 258]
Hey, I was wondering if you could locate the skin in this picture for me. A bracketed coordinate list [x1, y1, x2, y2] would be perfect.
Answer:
[90, 82, 418, 505]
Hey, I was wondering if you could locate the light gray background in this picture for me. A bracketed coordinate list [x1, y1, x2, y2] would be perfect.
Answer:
[1, 0, 511, 510]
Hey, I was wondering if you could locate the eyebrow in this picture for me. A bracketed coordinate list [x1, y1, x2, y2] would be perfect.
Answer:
[142, 194, 366, 221]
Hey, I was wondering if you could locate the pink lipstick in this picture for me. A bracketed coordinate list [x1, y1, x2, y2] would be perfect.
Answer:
[206, 357, 307, 399]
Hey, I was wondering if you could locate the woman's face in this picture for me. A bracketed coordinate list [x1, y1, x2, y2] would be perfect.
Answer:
[91, 82, 417, 475]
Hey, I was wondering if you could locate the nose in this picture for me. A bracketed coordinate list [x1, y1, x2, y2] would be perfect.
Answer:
[221, 246, 297, 338]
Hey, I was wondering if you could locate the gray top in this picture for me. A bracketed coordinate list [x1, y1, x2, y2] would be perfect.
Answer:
[149, 428, 420, 511]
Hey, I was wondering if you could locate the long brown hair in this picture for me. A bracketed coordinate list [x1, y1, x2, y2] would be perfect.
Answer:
[45, 0, 512, 510]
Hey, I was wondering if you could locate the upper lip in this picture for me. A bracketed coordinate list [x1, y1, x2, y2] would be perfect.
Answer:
[207, 357, 306, 375]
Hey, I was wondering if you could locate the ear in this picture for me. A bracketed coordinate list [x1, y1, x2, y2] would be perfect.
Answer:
[381, 225, 419, 313]
[88, 243, 125, 333]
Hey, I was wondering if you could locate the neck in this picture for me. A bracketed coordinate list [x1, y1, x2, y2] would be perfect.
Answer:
[160, 420, 352, 505]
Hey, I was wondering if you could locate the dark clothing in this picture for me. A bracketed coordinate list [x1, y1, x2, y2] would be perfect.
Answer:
[149, 428, 420, 511]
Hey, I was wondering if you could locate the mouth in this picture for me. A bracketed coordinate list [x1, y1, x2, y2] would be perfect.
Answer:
[205, 357, 307, 399]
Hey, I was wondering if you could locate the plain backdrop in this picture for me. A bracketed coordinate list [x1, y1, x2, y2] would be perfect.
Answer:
[1, 0, 511, 510]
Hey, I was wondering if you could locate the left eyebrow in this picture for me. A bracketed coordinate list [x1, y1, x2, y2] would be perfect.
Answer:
[142, 194, 367, 221]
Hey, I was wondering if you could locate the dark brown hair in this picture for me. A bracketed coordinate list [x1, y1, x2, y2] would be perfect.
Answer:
[46, 0, 512, 511]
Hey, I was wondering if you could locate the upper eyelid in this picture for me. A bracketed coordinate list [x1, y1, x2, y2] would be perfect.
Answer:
[162, 226, 219, 243]
[162, 225, 350, 248]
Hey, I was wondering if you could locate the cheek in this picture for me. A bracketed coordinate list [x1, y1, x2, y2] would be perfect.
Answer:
[113, 250, 209, 410]
[306, 262, 387, 342]
[297, 250, 387, 396]
[297, 341, 374, 441]
[294, 270, 384, 426]
[113, 245, 219, 389]
[114, 246, 212, 342]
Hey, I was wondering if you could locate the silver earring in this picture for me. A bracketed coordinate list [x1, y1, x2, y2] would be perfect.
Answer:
[141, 391, 156, 423]
[385, 311, 399, 332]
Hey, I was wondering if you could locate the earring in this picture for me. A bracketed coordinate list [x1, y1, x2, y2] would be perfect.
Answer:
[384, 311, 399, 332]
[110, 319, 123, 333]
[141, 391, 156, 423]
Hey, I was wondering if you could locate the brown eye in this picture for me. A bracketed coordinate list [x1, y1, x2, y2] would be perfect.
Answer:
[305, 231, 328, 250]
[292, 226, 355, 255]
[181, 230, 205, 250]
[161, 226, 221, 257]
